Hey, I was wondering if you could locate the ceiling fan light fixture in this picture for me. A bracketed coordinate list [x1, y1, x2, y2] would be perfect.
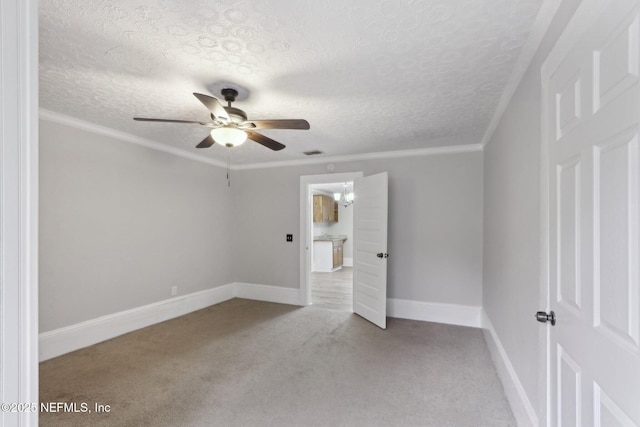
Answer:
[134, 90, 308, 152]
[210, 127, 247, 147]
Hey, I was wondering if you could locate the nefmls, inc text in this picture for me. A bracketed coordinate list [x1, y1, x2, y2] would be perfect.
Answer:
[40, 402, 110, 413]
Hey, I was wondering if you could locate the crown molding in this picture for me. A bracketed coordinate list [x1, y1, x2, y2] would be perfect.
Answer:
[233, 143, 483, 170]
[39, 109, 228, 168]
[40, 109, 482, 171]
[480, 0, 561, 148]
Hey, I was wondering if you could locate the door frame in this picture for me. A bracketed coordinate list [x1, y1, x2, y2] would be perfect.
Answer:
[1, 0, 39, 425]
[299, 171, 363, 306]
[540, 1, 611, 424]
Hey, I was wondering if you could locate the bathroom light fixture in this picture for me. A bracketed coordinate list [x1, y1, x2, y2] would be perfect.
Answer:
[210, 127, 248, 147]
[334, 183, 354, 207]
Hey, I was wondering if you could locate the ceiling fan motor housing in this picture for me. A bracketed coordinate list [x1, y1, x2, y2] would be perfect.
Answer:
[218, 88, 247, 124]
[224, 106, 247, 124]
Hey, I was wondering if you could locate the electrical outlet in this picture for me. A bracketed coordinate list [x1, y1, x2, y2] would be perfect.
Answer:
[286, 234, 293, 242]
[171, 286, 178, 296]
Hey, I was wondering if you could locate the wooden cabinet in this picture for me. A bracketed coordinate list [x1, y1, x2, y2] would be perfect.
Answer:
[313, 195, 324, 222]
[313, 195, 339, 223]
[332, 240, 343, 268]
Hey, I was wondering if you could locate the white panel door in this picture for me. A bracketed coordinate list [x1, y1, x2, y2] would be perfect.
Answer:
[353, 172, 388, 329]
[545, 0, 640, 425]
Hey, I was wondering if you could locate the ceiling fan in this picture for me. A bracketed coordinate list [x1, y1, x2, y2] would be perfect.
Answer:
[133, 88, 310, 151]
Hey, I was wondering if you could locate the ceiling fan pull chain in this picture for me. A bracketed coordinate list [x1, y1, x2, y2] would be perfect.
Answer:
[227, 150, 231, 187]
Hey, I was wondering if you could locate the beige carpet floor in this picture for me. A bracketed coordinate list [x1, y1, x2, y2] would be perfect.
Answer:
[40, 299, 515, 426]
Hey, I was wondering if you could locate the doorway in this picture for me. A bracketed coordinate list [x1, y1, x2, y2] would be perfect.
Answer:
[299, 172, 363, 308]
[310, 182, 354, 311]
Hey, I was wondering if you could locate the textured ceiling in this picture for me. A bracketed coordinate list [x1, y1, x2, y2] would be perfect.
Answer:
[40, 0, 544, 165]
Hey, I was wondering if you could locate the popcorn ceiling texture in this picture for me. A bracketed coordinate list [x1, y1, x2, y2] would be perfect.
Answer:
[40, 0, 543, 164]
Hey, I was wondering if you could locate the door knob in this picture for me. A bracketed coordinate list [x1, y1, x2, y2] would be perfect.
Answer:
[376, 253, 389, 258]
[535, 310, 556, 326]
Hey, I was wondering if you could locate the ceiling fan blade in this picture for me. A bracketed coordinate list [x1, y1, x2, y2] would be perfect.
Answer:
[133, 117, 208, 125]
[246, 119, 310, 130]
[246, 130, 285, 151]
[193, 93, 229, 121]
[196, 134, 215, 149]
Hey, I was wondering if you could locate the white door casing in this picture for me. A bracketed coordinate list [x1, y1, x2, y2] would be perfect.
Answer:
[543, 0, 640, 425]
[353, 172, 388, 329]
[0, 0, 39, 426]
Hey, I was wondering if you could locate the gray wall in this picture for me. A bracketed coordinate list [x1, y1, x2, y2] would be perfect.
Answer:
[39, 120, 233, 332]
[232, 151, 484, 306]
[40, 119, 484, 331]
[482, 0, 581, 419]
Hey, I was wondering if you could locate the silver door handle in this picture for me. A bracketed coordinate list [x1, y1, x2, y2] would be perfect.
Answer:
[535, 310, 555, 325]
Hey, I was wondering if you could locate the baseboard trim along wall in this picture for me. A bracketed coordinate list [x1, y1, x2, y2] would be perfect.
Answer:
[233, 282, 302, 306]
[39, 285, 236, 361]
[387, 298, 482, 328]
[481, 310, 538, 427]
[40, 284, 485, 361]
[39, 283, 302, 362]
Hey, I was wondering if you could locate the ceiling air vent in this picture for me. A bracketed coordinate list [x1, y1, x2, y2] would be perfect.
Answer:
[304, 150, 324, 156]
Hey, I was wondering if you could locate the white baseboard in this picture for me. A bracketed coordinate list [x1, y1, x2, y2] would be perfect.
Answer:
[234, 282, 302, 306]
[343, 258, 353, 267]
[39, 282, 305, 361]
[387, 298, 482, 328]
[39, 283, 486, 362]
[39, 284, 235, 362]
[482, 310, 538, 427]
[311, 267, 341, 273]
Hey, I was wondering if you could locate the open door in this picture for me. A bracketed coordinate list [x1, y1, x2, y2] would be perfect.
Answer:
[353, 172, 388, 329]
[542, 0, 640, 424]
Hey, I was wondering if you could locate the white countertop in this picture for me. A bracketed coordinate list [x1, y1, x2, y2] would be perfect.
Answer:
[313, 235, 348, 242]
